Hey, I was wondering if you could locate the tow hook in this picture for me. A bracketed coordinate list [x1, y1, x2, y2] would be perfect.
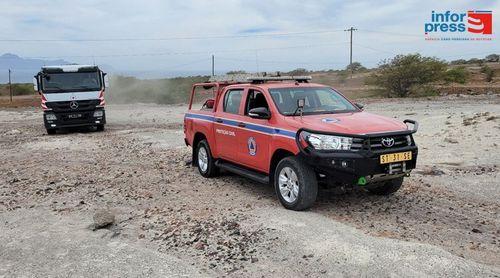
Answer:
[357, 176, 367, 186]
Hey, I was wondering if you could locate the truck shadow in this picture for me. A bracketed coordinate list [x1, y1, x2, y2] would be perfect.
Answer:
[52, 126, 103, 135]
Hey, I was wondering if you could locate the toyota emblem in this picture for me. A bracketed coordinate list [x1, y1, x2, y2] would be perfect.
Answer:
[70, 101, 79, 109]
[381, 137, 395, 147]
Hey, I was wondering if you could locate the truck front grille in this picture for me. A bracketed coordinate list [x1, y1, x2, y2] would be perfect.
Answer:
[46, 99, 100, 112]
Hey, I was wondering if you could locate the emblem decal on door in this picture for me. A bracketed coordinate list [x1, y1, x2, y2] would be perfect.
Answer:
[247, 137, 257, 156]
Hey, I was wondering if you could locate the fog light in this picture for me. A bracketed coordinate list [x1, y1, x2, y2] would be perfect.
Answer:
[93, 110, 104, 117]
[331, 160, 335, 165]
[341, 161, 348, 168]
[45, 113, 57, 121]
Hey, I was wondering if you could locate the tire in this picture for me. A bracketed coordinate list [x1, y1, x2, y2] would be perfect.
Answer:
[367, 177, 404, 195]
[195, 140, 218, 178]
[274, 156, 318, 211]
[96, 125, 105, 132]
[46, 128, 56, 135]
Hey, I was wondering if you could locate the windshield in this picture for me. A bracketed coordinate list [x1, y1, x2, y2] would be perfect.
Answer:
[41, 72, 101, 93]
[269, 87, 358, 115]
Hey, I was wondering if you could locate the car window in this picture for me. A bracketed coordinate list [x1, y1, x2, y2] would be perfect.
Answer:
[223, 89, 244, 114]
[245, 90, 269, 115]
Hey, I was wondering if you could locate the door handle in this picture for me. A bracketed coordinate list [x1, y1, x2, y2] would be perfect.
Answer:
[238, 122, 246, 127]
[215, 118, 223, 123]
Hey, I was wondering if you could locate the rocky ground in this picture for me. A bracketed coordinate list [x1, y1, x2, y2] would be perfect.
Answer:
[0, 95, 499, 277]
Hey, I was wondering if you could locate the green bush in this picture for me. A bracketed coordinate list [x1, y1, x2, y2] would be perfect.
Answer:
[450, 59, 467, 65]
[368, 54, 447, 97]
[480, 65, 494, 82]
[409, 84, 439, 97]
[286, 68, 309, 75]
[226, 70, 247, 75]
[0, 83, 34, 96]
[345, 62, 366, 72]
[467, 58, 484, 65]
[337, 70, 349, 84]
[485, 54, 499, 62]
[444, 67, 469, 84]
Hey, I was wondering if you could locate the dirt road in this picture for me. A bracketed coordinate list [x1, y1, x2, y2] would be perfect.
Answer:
[1, 95, 499, 277]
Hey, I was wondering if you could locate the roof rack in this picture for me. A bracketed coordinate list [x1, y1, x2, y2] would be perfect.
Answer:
[248, 76, 311, 84]
[208, 73, 312, 84]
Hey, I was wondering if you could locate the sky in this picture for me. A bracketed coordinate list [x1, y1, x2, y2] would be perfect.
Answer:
[0, 0, 498, 76]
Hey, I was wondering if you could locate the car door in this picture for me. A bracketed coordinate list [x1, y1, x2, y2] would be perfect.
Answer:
[236, 89, 271, 173]
[213, 88, 245, 162]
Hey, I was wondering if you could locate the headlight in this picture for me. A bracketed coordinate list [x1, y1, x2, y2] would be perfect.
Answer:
[93, 110, 104, 117]
[303, 132, 353, 150]
[45, 113, 57, 121]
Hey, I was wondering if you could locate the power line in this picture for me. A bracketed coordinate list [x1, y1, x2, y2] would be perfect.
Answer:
[353, 43, 397, 55]
[357, 29, 422, 38]
[0, 29, 345, 42]
[24, 41, 349, 59]
[218, 57, 347, 66]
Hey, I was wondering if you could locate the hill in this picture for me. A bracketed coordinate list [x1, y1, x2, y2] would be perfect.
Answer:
[0, 53, 72, 83]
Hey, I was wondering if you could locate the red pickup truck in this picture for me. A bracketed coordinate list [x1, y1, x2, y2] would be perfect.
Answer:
[184, 76, 418, 210]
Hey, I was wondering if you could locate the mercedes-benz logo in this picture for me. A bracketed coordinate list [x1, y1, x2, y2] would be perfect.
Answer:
[381, 137, 395, 147]
[70, 101, 79, 110]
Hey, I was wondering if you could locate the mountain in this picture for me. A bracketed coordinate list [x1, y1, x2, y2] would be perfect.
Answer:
[0, 53, 71, 83]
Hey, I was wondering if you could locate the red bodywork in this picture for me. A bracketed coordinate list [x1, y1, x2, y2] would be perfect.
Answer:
[184, 81, 409, 174]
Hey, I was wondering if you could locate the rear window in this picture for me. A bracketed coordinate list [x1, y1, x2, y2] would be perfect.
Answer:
[223, 89, 244, 114]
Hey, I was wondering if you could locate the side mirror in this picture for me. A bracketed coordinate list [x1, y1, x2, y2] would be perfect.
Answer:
[355, 102, 364, 110]
[103, 74, 110, 88]
[248, 107, 271, 119]
[33, 77, 38, 91]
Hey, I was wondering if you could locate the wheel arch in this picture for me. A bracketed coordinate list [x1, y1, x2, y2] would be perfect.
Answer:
[192, 132, 208, 166]
[269, 148, 295, 184]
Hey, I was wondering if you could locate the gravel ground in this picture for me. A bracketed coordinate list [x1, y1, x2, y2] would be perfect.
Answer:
[0, 96, 499, 277]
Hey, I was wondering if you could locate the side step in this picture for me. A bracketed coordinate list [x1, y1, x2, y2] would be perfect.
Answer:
[215, 160, 269, 184]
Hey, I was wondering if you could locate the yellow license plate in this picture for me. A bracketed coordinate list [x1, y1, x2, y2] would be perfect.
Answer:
[380, 151, 412, 164]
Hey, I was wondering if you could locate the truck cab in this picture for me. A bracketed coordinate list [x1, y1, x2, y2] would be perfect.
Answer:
[33, 65, 108, 134]
[184, 75, 418, 210]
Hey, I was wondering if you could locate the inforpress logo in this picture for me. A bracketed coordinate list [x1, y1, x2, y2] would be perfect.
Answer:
[425, 10, 493, 40]
[468, 11, 492, 34]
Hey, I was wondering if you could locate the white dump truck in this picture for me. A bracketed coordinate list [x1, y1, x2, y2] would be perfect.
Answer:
[33, 65, 109, 134]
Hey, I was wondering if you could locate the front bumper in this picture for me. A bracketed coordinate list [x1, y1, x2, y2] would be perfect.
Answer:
[296, 119, 419, 185]
[299, 146, 418, 185]
[44, 108, 106, 129]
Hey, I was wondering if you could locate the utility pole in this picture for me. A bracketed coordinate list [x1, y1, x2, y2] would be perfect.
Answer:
[8, 69, 12, 103]
[211, 55, 215, 76]
[344, 27, 357, 77]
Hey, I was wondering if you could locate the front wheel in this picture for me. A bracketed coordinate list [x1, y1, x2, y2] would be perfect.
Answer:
[274, 156, 318, 211]
[195, 140, 218, 178]
[366, 177, 404, 195]
[46, 128, 56, 135]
